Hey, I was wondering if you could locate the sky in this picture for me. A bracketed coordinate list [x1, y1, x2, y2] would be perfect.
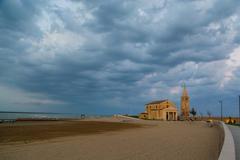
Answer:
[0, 0, 240, 116]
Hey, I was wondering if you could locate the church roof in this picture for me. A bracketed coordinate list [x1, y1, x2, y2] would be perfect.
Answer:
[146, 99, 168, 105]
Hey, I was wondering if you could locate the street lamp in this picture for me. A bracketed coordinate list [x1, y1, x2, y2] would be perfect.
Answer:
[219, 100, 223, 121]
[239, 96, 240, 124]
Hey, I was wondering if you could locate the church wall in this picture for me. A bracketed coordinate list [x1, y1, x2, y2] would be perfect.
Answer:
[160, 110, 164, 120]
[162, 111, 167, 120]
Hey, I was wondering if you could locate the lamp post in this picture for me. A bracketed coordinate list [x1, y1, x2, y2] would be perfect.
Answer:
[239, 96, 240, 124]
[219, 100, 223, 121]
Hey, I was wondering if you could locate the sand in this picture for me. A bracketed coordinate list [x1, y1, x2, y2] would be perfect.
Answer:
[0, 120, 142, 144]
[0, 118, 223, 160]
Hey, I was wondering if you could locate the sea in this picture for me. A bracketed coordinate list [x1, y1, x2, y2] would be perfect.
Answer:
[0, 111, 111, 120]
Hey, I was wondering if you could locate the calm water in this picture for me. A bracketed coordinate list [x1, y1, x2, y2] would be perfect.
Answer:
[0, 111, 111, 120]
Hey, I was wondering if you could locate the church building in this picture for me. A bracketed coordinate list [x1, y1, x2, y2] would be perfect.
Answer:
[139, 99, 178, 120]
[139, 83, 191, 121]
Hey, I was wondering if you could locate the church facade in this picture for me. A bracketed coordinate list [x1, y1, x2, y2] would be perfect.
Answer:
[139, 99, 178, 120]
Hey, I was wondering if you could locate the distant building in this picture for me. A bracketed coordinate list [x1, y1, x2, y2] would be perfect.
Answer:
[139, 99, 178, 120]
[181, 84, 190, 120]
[139, 112, 148, 119]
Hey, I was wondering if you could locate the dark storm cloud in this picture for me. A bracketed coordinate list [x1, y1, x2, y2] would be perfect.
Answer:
[0, 0, 240, 115]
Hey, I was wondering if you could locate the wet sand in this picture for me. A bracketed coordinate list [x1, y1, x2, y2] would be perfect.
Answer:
[0, 118, 223, 160]
[0, 120, 142, 144]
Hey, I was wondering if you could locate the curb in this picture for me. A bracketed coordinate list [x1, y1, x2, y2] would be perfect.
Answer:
[218, 121, 236, 160]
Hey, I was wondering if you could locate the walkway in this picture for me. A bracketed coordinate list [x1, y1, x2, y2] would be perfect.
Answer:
[228, 125, 240, 160]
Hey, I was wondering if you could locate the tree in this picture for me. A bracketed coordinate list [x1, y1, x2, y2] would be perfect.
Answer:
[190, 108, 197, 120]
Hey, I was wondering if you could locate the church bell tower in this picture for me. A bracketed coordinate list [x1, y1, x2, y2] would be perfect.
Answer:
[181, 83, 190, 120]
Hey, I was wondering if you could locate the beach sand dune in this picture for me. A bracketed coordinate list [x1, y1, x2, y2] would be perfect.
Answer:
[0, 119, 222, 160]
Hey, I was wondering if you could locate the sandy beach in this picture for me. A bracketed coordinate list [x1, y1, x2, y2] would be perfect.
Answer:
[0, 117, 223, 160]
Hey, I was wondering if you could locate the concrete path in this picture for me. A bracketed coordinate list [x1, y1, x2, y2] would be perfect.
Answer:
[228, 125, 240, 160]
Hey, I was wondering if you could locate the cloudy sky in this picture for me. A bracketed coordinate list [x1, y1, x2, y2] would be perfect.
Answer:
[0, 0, 240, 116]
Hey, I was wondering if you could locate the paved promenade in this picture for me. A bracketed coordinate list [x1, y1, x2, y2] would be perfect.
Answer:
[228, 125, 240, 160]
